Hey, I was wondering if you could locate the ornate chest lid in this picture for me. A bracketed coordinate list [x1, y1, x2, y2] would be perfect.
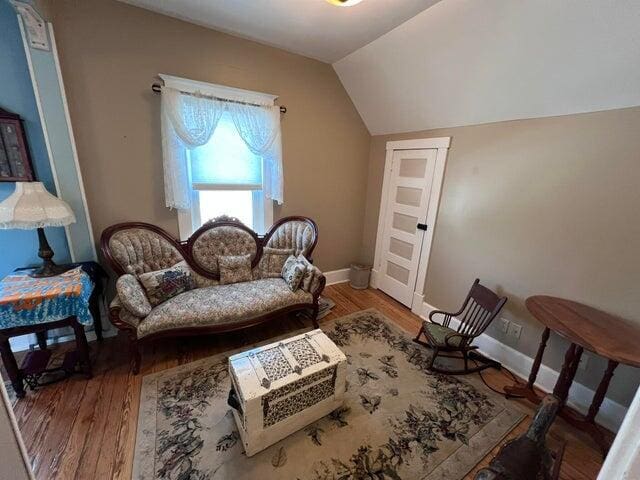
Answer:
[229, 329, 346, 400]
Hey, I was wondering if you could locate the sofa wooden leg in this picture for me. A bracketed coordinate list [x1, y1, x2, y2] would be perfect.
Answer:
[312, 303, 320, 329]
[129, 336, 141, 375]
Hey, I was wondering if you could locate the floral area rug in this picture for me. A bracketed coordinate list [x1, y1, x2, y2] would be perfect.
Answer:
[134, 309, 525, 480]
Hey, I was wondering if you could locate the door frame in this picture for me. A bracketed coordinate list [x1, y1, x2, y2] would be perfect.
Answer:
[372, 137, 451, 315]
[0, 381, 34, 479]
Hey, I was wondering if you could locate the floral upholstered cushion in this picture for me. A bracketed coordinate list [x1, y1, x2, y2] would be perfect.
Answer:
[116, 274, 152, 317]
[137, 278, 313, 338]
[108, 228, 184, 275]
[265, 220, 315, 257]
[138, 261, 195, 306]
[191, 226, 257, 276]
[109, 295, 141, 328]
[191, 269, 220, 288]
[218, 254, 253, 285]
[259, 247, 295, 278]
[281, 255, 307, 292]
[424, 321, 464, 347]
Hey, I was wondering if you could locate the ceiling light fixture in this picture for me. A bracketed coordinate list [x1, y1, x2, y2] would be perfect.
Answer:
[326, 0, 364, 7]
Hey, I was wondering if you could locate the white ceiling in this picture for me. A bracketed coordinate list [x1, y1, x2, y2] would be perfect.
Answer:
[118, 0, 440, 63]
[335, 0, 640, 135]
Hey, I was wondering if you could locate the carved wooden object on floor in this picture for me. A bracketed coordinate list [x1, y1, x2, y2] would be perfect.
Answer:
[475, 395, 564, 480]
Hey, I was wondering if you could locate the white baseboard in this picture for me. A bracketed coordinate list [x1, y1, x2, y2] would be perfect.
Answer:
[324, 268, 351, 286]
[411, 292, 424, 315]
[370, 268, 379, 288]
[421, 301, 628, 432]
[9, 325, 117, 353]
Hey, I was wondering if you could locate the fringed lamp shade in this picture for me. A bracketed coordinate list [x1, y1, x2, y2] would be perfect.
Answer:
[0, 182, 76, 277]
[0, 182, 75, 228]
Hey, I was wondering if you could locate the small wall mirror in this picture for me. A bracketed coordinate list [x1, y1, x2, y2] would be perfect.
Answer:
[0, 107, 35, 182]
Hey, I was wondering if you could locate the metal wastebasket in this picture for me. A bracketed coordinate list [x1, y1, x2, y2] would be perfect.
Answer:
[349, 263, 372, 290]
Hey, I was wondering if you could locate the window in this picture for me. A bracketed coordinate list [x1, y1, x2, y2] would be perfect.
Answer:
[161, 74, 282, 240]
[181, 111, 272, 235]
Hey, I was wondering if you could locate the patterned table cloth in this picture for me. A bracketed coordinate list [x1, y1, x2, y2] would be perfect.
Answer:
[0, 267, 95, 329]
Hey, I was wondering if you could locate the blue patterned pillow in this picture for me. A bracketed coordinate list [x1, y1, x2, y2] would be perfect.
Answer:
[281, 255, 307, 292]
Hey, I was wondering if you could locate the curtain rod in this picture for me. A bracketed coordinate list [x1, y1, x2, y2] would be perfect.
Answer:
[151, 83, 287, 114]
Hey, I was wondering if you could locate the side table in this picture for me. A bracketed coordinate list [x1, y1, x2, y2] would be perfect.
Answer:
[504, 295, 640, 457]
[0, 264, 103, 398]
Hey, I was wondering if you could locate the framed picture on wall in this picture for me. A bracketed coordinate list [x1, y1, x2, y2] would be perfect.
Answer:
[0, 108, 35, 182]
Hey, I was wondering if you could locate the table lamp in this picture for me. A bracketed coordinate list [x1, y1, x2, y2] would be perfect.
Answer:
[0, 182, 76, 277]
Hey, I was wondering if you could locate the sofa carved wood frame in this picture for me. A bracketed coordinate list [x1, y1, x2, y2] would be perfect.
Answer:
[101, 216, 324, 374]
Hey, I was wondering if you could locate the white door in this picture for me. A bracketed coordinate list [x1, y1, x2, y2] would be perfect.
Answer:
[377, 149, 438, 307]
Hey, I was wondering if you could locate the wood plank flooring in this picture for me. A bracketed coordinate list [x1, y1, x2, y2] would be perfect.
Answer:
[8, 284, 604, 479]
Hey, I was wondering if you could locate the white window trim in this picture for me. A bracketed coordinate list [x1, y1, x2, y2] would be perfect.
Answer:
[193, 183, 262, 191]
[163, 74, 277, 239]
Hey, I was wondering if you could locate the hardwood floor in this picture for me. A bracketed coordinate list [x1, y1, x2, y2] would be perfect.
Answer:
[8, 284, 604, 479]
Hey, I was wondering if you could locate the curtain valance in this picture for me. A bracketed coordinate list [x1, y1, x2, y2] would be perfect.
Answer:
[161, 87, 283, 209]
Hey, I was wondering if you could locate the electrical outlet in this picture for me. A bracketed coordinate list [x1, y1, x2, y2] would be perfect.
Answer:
[508, 323, 522, 339]
[499, 318, 510, 334]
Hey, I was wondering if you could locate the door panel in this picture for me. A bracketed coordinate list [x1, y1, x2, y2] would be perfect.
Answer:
[378, 149, 437, 306]
[395, 186, 422, 207]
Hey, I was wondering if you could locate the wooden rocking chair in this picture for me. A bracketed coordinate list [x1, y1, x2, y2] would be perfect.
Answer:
[414, 279, 507, 375]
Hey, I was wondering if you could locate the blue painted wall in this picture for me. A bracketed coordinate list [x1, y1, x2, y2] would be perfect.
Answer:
[0, 0, 70, 278]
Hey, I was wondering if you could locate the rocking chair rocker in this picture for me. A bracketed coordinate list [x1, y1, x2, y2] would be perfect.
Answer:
[414, 279, 507, 375]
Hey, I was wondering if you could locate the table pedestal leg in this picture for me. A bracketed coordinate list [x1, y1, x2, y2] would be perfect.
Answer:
[587, 360, 618, 422]
[559, 359, 617, 457]
[0, 337, 25, 398]
[553, 343, 583, 405]
[504, 327, 550, 402]
[71, 318, 92, 378]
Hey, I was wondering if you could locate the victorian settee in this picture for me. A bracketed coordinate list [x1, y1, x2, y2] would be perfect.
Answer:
[101, 216, 325, 373]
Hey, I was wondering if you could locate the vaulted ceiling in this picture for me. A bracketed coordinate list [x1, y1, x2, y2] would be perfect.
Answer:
[120, 0, 640, 136]
[118, 0, 440, 63]
[335, 0, 640, 134]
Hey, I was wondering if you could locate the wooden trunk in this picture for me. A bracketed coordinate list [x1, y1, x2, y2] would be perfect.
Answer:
[228, 329, 347, 457]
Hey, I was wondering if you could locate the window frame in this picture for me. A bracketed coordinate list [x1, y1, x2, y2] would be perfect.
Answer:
[160, 74, 277, 239]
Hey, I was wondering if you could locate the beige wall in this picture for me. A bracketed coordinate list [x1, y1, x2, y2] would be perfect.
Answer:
[46, 0, 371, 272]
[366, 107, 640, 406]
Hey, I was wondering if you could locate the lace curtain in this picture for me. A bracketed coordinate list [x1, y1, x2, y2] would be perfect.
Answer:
[161, 86, 284, 210]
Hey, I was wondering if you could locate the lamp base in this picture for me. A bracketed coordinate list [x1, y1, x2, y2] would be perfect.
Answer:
[30, 262, 73, 278]
[29, 227, 73, 278]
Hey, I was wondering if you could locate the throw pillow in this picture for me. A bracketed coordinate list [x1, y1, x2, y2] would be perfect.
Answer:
[116, 274, 152, 317]
[259, 247, 295, 278]
[218, 254, 253, 285]
[138, 261, 195, 307]
[281, 255, 307, 292]
[297, 254, 323, 293]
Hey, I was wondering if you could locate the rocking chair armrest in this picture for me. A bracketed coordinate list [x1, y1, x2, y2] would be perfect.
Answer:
[428, 309, 455, 325]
